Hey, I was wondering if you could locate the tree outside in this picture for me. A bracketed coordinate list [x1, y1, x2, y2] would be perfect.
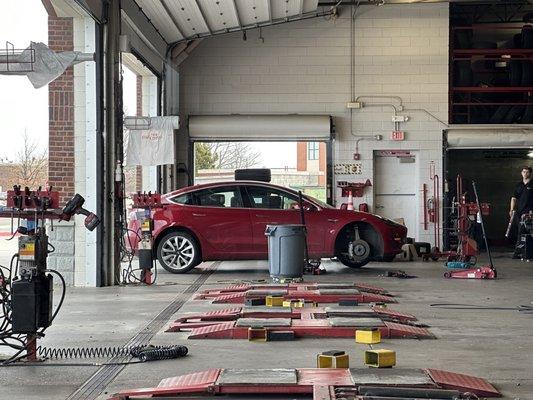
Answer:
[15, 132, 48, 188]
[195, 142, 262, 171]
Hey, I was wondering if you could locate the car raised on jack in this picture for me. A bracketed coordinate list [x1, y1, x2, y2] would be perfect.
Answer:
[126, 181, 407, 273]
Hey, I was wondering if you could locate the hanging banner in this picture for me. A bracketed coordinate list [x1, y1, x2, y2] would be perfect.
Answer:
[125, 116, 178, 166]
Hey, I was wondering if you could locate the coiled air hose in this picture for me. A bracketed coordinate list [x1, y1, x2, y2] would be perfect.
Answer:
[35, 344, 188, 362]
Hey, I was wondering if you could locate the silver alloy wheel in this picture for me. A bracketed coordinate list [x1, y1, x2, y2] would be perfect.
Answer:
[160, 234, 195, 271]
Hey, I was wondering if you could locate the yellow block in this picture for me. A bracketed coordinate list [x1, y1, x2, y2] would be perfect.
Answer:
[364, 349, 396, 368]
[265, 296, 284, 307]
[317, 351, 349, 368]
[248, 327, 267, 342]
[282, 299, 305, 308]
[355, 329, 381, 344]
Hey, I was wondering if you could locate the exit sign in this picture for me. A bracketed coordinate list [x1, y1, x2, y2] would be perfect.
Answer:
[391, 131, 405, 141]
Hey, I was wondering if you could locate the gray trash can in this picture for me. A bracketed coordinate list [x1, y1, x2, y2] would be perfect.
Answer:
[265, 224, 306, 281]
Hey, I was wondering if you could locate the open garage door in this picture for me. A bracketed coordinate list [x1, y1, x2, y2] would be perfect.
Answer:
[444, 127, 533, 250]
[188, 114, 333, 204]
[188, 115, 332, 142]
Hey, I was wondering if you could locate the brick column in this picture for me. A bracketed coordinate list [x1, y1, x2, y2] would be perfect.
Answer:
[135, 75, 143, 191]
[48, 16, 75, 204]
[47, 16, 76, 285]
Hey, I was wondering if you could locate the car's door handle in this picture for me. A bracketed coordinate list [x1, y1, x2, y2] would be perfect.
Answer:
[192, 213, 206, 217]
[327, 218, 338, 223]
[255, 214, 268, 218]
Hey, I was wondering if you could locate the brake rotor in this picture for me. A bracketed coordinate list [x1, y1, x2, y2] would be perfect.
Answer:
[348, 239, 370, 261]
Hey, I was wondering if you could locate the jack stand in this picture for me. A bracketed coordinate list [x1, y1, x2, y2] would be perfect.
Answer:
[304, 259, 326, 275]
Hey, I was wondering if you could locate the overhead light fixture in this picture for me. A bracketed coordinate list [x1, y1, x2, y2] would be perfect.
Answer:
[528, 150, 533, 158]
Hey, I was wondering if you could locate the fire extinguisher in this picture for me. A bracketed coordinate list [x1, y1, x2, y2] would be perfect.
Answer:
[427, 197, 436, 223]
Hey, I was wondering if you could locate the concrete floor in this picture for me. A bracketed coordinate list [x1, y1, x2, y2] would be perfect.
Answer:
[0, 252, 532, 400]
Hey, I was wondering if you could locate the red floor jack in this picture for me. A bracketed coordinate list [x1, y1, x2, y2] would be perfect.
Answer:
[444, 181, 496, 279]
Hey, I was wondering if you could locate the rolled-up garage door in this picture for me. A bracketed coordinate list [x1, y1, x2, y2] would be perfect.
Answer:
[188, 114, 332, 142]
[446, 127, 533, 148]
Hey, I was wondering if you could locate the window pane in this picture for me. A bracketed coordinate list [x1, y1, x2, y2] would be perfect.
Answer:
[171, 193, 194, 205]
[247, 186, 298, 210]
[307, 142, 319, 160]
[193, 187, 243, 208]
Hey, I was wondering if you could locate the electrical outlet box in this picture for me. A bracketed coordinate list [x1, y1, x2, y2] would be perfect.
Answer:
[392, 115, 408, 122]
[353, 153, 360, 160]
[347, 101, 363, 109]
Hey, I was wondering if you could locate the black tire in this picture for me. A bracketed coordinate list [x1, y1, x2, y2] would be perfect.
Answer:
[521, 61, 533, 86]
[235, 168, 271, 182]
[503, 105, 525, 124]
[489, 105, 511, 124]
[157, 231, 201, 273]
[454, 61, 473, 87]
[471, 41, 497, 49]
[336, 238, 371, 269]
[522, 25, 533, 49]
[337, 253, 369, 269]
[509, 60, 522, 86]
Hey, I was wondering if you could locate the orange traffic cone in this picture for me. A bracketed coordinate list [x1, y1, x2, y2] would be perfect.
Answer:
[347, 190, 354, 211]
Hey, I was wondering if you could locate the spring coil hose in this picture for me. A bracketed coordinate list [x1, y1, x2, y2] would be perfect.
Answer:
[135, 345, 188, 362]
[36, 344, 188, 361]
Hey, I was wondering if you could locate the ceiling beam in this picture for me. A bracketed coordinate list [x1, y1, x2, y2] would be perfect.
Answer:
[121, 0, 167, 59]
[159, 0, 187, 40]
[194, 0, 212, 34]
[266, 0, 272, 23]
[231, 0, 243, 29]
[299, 0, 304, 17]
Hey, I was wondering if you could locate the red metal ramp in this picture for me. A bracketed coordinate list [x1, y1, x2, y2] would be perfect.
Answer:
[202, 289, 396, 305]
[108, 367, 501, 399]
[168, 317, 434, 339]
[195, 282, 390, 300]
[168, 305, 420, 332]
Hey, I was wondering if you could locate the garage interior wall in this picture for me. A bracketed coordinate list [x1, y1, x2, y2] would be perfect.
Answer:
[178, 3, 448, 245]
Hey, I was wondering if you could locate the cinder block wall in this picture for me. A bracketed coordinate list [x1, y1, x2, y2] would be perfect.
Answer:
[179, 4, 449, 245]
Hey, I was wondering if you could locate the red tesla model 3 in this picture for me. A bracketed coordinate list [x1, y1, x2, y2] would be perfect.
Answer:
[126, 181, 407, 273]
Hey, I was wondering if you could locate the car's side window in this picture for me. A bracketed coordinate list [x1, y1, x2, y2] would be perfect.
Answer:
[193, 187, 244, 208]
[246, 186, 298, 210]
[170, 193, 194, 205]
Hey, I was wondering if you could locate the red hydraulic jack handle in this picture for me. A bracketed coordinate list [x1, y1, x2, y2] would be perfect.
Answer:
[444, 181, 496, 280]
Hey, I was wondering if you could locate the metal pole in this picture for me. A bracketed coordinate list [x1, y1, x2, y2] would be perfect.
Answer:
[103, 0, 121, 285]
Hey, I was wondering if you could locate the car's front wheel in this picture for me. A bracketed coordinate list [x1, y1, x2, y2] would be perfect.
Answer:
[336, 238, 371, 269]
[157, 231, 201, 273]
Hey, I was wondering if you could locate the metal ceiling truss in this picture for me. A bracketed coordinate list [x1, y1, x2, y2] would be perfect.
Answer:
[168, 7, 336, 46]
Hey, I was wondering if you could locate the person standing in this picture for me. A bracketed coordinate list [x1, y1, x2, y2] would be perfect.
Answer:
[510, 166, 533, 258]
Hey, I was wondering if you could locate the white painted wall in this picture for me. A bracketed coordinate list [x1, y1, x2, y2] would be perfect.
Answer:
[73, 16, 97, 286]
[179, 3, 448, 245]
